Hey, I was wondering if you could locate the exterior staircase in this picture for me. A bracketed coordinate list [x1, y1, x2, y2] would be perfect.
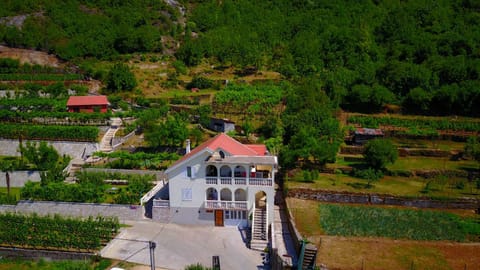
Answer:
[64, 158, 84, 183]
[298, 242, 318, 270]
[99, 118, 122, 153]
[250, 207, 268, 251]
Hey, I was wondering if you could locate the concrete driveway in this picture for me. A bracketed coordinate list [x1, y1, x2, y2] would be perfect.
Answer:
[101, 221, 268, 270]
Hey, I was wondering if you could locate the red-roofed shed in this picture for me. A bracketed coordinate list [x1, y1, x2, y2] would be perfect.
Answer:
[67, 95, 109, 113]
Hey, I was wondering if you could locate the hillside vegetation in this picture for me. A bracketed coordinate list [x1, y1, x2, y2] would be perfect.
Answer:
[0, 0, 180, 60]
[178, 0, 480, 116]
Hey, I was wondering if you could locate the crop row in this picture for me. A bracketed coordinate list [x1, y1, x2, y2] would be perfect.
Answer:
[318, 203, 480, 242]
[0, 110, 111, 125]
[0, 213, 119, 251]
[348, 115, 480, 132]
[93, 151, 180, 170]
[214, 84, 283, 114]
[0, 123, 99, 141]
[0, 97, 68, 111]
[0, 73, 83, 81]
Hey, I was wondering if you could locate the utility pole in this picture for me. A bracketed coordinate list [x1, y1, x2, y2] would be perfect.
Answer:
[149, 241, 156, 270]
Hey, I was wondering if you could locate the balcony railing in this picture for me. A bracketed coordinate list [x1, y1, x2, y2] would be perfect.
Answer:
[205, 176, 272, 186]
[234, 177, 247, 185]
[205, 200, 248, 210]
[220, 177, 232, 185]
[206, 176, 218, 185]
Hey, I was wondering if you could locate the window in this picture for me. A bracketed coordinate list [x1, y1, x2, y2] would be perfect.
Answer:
[224, 210, 247, 220]
[181, 188, 192, 201]
[186, 166, 192, 178]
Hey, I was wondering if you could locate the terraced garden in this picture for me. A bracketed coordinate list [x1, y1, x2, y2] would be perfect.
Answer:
[287, 198, 480, 270]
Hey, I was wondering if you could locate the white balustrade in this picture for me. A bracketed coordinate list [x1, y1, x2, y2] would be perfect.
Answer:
[205, 200, 247, 210]
[206, 177, 272, 186]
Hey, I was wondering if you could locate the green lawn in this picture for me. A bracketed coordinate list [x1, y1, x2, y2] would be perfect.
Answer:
[335, 155, 478, 172]
[286, 173, 480, 199]
[318, 203, 480, 241]
[387, 156, 478, 171]
[391, 138, 466, 151]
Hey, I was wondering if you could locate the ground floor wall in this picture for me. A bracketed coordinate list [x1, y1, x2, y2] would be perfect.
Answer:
[167, 207, 248, 227]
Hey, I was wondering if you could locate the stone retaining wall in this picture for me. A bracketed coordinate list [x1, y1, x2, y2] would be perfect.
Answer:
[0, 139, 98, 159]
[0, 170, 40, 187]
[0, 200, 145, 223]
[288, 188, 480, 210]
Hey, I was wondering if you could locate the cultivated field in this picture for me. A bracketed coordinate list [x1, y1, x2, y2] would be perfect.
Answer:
[287, 198, 480, 270]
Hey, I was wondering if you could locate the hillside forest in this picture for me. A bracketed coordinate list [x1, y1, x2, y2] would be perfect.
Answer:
[0, 0, 479, 169]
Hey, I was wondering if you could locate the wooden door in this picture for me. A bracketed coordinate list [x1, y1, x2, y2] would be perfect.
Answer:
[214, 210, 224, 226]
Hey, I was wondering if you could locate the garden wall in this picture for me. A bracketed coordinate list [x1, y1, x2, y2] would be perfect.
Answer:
[0, 139, 98, 159]
[287, 188, 480, 210]
[0, 170, 40, 187]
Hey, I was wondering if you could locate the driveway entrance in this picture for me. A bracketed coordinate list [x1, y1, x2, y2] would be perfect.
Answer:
[101, 221, 266, 270]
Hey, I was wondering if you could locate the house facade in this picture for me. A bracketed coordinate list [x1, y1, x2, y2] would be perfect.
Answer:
[67, 95, 109, 113]
[145, 133, 277, 233]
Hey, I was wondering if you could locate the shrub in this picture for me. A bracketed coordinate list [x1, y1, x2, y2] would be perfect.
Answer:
[363, 139, 398, 170]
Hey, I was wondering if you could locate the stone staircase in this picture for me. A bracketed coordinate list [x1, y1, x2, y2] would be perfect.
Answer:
[99, 118, 122, 153]
[301, 244, 317, 270]
[64, 158, 85, 183]
[250, 207, 268, 251]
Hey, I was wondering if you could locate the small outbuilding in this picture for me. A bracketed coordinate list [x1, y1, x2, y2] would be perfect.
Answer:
[209, 117, 235, 133]
[353, 128, 384, 145]
[67, 95, 109, 113]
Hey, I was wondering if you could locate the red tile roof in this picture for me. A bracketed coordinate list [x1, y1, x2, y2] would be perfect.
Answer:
[67, 95, 109, 106]
[246, 144, 267, 156]
[168, 133, 267, 171]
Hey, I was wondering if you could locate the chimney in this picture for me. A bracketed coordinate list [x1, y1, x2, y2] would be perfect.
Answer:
[185, 139, 191, 154]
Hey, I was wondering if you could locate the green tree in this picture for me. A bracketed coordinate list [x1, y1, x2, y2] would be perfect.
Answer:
[106, 63, 137, 92]
[363, 139, 398, 170]
[19, 141, 60, 171]
[464, 137, 480, 170]
[145, 114, 189, 147]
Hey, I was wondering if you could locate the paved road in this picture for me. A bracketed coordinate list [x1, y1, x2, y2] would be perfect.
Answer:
[101, 221, 268, 270]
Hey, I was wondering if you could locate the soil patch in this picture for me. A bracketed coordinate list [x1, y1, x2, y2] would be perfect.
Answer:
[0, 45, 63, 67]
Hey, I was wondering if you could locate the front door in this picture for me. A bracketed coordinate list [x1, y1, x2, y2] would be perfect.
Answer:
[214, 210, 224, 226]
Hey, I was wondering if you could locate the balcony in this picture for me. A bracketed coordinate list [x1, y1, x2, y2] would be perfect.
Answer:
[205, 176, 273, 186]
[205, 200, 248, 210]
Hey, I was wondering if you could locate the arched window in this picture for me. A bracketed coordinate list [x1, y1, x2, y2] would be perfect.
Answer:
[234, 188, 247, 201]
[220, 165, 232, 177]
[234, 165, 246, 178]
[219, 150, 225, 159]
[206, 188, 218, 200]
[206, 165, 218, 177]
[220, 188, 232, 201]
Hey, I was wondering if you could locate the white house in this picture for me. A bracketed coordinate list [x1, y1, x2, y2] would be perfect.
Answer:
[142, 133, 277, 249]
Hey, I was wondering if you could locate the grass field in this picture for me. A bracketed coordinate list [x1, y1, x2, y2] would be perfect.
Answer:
[287, 198, 480, 270]
[318, 204, 480, 241]
[286, 173, 480, 199]
[335, 155, 478, 172]
[387, 156, 478, 171]
[391, 138, 467, 151]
